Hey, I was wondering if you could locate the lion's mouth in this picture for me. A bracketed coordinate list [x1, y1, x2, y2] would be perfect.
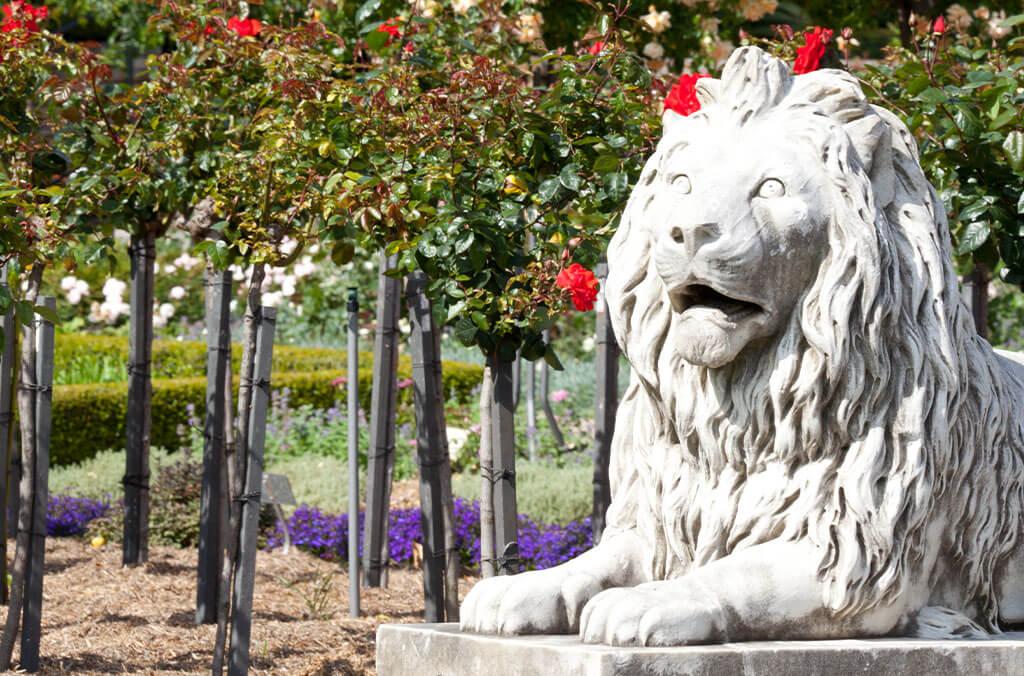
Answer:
[669, 283, 763, 323]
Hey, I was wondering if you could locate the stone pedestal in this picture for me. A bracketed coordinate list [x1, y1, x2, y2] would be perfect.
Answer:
[376, 623, 1024, 676]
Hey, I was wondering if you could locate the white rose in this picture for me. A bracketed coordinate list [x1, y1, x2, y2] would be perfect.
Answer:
[169, 286, 187, 300]
[641, 5, 671, 34]
[643, 41, 665, 60]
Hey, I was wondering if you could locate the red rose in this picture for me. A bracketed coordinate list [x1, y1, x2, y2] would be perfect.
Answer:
[588, 40, 605, 56]
[931, 16, 946, 35]
[792, 26, 833, 75]
[664, 73, 711, 117]
[556, 263, 600, 312]
[378, 18, 401, 44]
[1, 1, 47, 33]
[227, 16, 262, 37]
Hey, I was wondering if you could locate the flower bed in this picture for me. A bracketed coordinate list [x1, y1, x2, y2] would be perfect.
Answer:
[267, 498, 593, 572]
[46, 495, 110, 536]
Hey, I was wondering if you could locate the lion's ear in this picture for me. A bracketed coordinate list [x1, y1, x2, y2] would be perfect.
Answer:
[662, 108, 687, 136]
[845, 114, 896, 210]
[695, 78, 721, 106]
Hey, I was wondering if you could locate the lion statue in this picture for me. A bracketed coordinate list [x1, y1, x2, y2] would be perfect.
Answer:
[460, 46, 1024, 646]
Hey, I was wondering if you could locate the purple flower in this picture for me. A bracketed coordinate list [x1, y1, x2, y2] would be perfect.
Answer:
[47, 494, 110, 536]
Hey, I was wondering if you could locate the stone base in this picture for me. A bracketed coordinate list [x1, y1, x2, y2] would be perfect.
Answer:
[376, 623, 1024, 676]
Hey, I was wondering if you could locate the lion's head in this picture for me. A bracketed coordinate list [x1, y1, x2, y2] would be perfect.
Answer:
[603, 46, 1023, 629]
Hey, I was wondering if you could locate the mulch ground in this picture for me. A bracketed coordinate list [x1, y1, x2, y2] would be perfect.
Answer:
[14, 530, 476, 674]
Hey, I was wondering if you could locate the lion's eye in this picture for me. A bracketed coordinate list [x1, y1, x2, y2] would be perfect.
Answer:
[669, 174, 692, 194]
[757, 178, 785, 198]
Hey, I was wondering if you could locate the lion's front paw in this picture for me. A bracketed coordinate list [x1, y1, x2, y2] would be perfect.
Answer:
[579, 580, 728, 646]
[460, 569, 604, 636]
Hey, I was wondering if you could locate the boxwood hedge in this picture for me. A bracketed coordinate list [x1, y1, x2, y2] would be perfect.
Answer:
[51, 342, 482, 466]
[54, 334, 373, 383]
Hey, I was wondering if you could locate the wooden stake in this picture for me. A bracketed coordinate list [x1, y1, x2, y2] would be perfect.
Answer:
[406, 272, 450, 621]
[524, 360, 538, 462]
[228, 306, 275, 676]
[346, 288, 361, 618]
[592, 262, 617, 543]
[124, 231, 155, 565]
[539, 330, 567, 453]
[197, 266, 231, 624]
[488, 353, 519, 575]
[0, 273, 15, 606]
[20, 296, 54, 672]
[364, 252, 400, 588]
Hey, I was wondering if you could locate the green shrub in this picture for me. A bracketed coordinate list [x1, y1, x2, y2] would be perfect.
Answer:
[453, 459, 594, 525]
[87, 454, 204, 548]
[51, 359, 481, 466]
[54, 334, 370, 384]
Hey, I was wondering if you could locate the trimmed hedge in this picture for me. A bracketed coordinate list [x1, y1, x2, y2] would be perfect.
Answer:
[54, 334, 374, 383]
[52, 358, 482, 467]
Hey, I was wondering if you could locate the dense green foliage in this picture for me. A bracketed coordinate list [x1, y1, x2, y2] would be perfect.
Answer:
[50, 356, 481, 465]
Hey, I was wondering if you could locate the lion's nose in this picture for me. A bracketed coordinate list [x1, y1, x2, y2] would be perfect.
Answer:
[661, 221, 720, 254]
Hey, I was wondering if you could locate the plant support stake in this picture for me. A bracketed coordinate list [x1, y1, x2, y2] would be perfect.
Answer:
[124, 231, 156, 565]
[228, 307, 275, 676]
[197, 266, 232, 624]
[407, 272, 452, 620]
[364, 253, 400, 589]
[488, 352, 519, 575]
[347, 288, 361, 618]
[0, 273, 15, 606]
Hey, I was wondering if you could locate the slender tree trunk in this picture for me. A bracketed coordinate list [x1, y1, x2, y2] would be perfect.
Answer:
[0, 273, 16, 606]
[21, 296, 54, 672]
[228, 307, 276, 676]
[963, 264, 989, 339]
[478, 365, 496, 579]
[539, 331, 566, 452]
[0, 266, 42, 670]
[488, 354, 519, 575]
[433, 325, 459, 621]
[212, 265, 261, 674]
[525, 360, 537, 462]
[592, 263, 617, 544]
[124, 230, 156, 565]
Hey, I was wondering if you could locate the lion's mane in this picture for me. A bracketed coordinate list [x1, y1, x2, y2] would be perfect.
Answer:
[603, 47, 1024, 629]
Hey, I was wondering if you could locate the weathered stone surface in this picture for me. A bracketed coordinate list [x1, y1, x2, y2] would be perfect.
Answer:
[377, 624, 1024, 676]
[460, 43, 1024, 645]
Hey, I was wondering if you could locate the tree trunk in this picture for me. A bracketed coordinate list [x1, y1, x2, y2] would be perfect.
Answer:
[124, 230, 156, 565]
[592, 263, 617, 544]
[228, 307, 276, 676]
[364, 253, 401, 588]
[0, 265, 42, 671]
[525, 360, 537, 462]
[540, 331, 567, 453]
[488, 353, 519, 575]
[0, 274, 16, 606]
[20, 296, 55, 672]
[212, 265, 261, 674]
[478, 365, 496, 579]
[963, 265, 989, 339]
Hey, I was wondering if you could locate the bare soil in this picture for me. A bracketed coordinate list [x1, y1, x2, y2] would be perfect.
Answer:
[15, 535, 475, 675]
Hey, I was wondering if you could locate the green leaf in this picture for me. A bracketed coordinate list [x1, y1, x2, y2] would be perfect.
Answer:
[917, 88, 947, 105]
[331, 240, 355, 265]
[1017, 190, 1024, 215]
[355, 0, 382, 25]
[593, 155, 619, 173]
[453, 316, 478, 345]
[559, 164, 581, 192]
[957, 220, 991, 255]
[33, 304, 59, 324]
[543, 345, 564, 371]
[1004, 131, 1024, 172]
[537, 178, 560, 204]
[324, 173, 343, 194]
